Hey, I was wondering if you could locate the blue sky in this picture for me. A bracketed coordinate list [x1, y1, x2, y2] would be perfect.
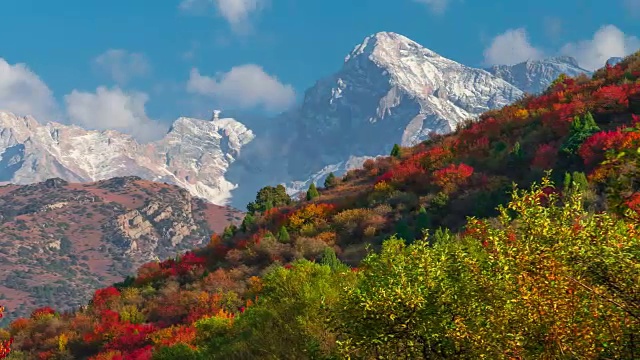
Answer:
[1, 0, 640, 141]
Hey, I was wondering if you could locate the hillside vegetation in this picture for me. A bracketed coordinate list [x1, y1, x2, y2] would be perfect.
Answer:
[0, 177, 242, 323]
[2, 54, 640, 359]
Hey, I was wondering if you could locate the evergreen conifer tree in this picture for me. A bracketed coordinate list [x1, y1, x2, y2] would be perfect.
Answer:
[390, 143, 401, 158]
[324, 172, 338, 189]
[277, 226, 290, 243]
[306, 183, 320, 200]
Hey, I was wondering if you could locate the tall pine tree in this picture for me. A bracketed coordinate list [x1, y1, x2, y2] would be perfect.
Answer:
[241, 213, 255, 232]
[306, 183, 320, 200]
[390, 143, 401, 158]
[277, 226, 290, 243]
[324, 172, 338, 189]
[561, 112, 600, 155]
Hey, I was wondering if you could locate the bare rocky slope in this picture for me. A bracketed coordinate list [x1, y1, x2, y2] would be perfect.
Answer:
[0, 177, 242, 321]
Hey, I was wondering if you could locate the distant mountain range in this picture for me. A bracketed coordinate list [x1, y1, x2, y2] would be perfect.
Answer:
[0, 31, 593, 209]
[485, 56, 591, 94]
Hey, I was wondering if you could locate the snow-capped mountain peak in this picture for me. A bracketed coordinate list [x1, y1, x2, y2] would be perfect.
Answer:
[224, 32, 525, 207]
[345, 31, 439, 64]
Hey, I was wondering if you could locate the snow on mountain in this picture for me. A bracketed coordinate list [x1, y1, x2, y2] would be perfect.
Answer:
[485, 56, 591, 94]
[0, 112, 254, 205]
[284, 155, 378, 197]
[227, 31, 524, 206]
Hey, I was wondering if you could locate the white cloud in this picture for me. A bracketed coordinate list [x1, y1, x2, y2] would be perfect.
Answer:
[93, 49, 150, 85]
[559, 25, 640, 71]
[187, 64, 295, 112]
[413, 0, 450, 14]
[64, 87, 166, 142]
[0, 58, 59, 121]
[482, 24, 640, 70]
[483, 28, 545, 66]
[179, 0, 266, 32]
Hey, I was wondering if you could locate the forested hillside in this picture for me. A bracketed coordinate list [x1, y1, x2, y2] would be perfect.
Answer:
[2, 53, 640, 359]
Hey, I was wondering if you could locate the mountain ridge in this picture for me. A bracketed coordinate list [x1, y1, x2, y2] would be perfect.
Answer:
[0, 112, 255, 205]
[0, 31, 597, 210]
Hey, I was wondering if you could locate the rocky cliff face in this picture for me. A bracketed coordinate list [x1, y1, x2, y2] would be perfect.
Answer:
[0, 177, 243, 321]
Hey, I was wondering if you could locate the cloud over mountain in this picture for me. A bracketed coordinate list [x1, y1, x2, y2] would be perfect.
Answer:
[187, 64, 295, 112]
[484, 25, 640, 71]
[0, 58, 60, 121]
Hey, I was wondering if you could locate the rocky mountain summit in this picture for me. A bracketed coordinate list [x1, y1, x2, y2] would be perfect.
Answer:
[0, 177, 242, 321]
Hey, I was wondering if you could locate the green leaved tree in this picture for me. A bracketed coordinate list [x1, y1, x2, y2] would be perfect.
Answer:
[306, 183, 319, 201]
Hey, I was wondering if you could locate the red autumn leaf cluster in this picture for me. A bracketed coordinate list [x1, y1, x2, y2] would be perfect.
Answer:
[578, 127, 640, 166]
[625, 193, 640, 215]
[134, 252, 207, 284]
[106, 323, 157, 351]
[0, 306, 12, 360]
[432, 163, 474, 192]
[30, 306, 56, 320]
[152, 325, 197, 348]
[92, 287, 121, 310]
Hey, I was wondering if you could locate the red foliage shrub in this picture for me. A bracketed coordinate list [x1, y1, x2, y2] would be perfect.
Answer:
[92, 287, 121, 310]
[592, 84, 634, 112]
[0, 306, 12, 359]
[124, 345, 153, 360]
[9, 318, 29, 333]
[106, 323, 157, 352]
[151, 325, 197, 349]
[625, 193, 640, 215]
[433, 163, 474, 193]
[391, 160, 425, 182]
[374, 171, 393, 184]
[262, 207, 294, 228]
[176, 252, 207, 273]
[576, 128, 640, 166]
[0, 338, 11, 360]
[83, 310, 121, 343]
[30, 307, 56, 320]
